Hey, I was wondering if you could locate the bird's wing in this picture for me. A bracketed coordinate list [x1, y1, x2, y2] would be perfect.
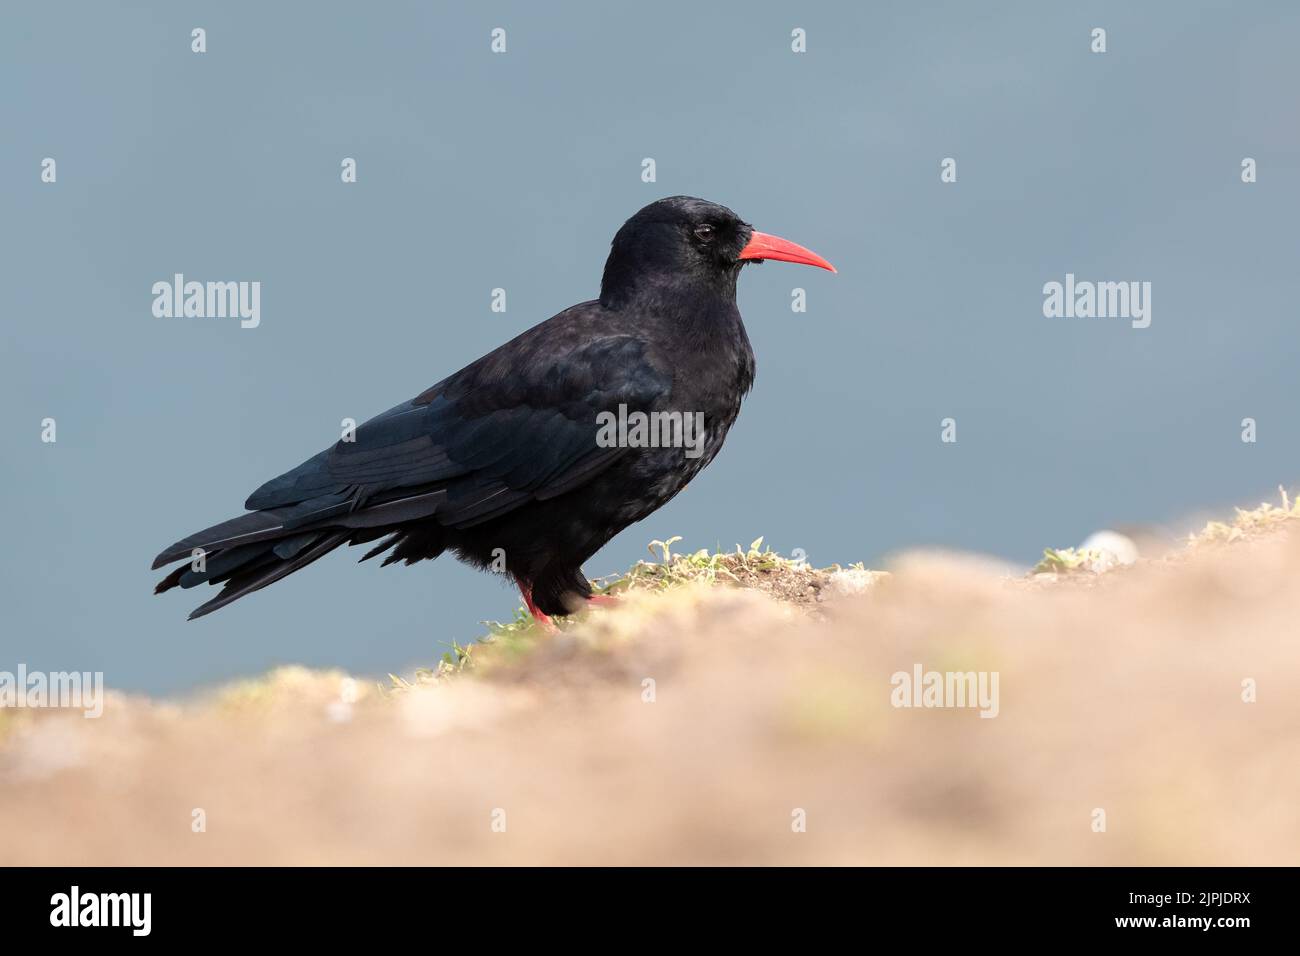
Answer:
[242, 329, 672, 530]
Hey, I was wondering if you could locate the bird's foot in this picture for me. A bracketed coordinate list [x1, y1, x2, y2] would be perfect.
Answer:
[518, 582, 559, 633]
[530, 611, 558, 633]
[585, 593, 620, 609]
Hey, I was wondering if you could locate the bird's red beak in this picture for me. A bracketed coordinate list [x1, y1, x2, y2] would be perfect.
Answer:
[739, 231, 836, 273]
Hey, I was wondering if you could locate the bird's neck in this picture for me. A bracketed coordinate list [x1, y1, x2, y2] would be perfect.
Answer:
[600, 267, 741, 325]
[601, 270, 755, 397]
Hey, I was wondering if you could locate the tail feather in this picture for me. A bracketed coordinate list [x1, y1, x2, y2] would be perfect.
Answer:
[150, 493, 352, 570]
[201, 550, 283, 588]
[154, 485, 453, 617]
[177, 541, 273, 589]
[154, 565, 187, 594]
[151, 510, 285, 570]
[359, 532, 402, 563]
[187, 531, 350, 620]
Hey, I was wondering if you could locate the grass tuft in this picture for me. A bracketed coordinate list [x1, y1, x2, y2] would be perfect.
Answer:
[1189, 486, 1300, 546]
[1032, 547, 1119, 575]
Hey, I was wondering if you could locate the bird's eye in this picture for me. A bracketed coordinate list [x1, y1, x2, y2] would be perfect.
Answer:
[694, 223, 716, 242]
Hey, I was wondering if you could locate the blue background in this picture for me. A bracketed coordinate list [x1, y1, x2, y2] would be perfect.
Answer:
[2, 1, 1296, 692]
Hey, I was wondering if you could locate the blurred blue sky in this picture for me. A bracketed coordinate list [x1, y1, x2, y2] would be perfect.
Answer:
[2, 1, 1297, 692]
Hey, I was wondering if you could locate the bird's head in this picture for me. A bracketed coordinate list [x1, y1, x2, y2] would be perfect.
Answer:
[600, 196, 834, 308]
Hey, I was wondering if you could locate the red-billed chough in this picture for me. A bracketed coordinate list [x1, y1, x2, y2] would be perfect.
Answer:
[153, 196, 835, 623]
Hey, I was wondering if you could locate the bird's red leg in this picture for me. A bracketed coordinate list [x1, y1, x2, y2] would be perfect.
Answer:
[586, 594, 620, 608]
[517, 579, 556, 631]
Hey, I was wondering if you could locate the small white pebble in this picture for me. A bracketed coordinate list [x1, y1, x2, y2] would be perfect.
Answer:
[339, 677, 359, 704]
[826, 568, 878, 597]
[326, 700, 353, 724]
[1080, 530, 1139, 566]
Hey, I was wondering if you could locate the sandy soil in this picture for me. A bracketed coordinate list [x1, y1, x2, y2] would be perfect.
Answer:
[1, 519, 1298, 865]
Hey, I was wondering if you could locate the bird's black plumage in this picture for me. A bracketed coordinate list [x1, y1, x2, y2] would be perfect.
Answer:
[153, 196, 830, 620]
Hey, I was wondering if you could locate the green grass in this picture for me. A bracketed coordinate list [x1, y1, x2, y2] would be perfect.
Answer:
[1032, 547, 1114, 575]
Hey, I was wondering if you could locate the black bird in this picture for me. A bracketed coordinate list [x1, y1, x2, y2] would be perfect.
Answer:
[153, 196, 834, 623]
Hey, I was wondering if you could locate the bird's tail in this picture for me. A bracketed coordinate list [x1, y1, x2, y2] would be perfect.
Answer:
[153, 483, 456, 618]
[152, 496, 367, 619]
